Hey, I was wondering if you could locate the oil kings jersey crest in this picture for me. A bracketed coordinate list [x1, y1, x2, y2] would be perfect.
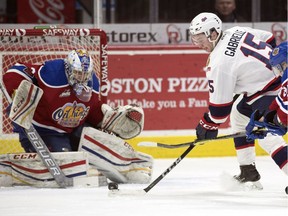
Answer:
[52, 101, 91, 128]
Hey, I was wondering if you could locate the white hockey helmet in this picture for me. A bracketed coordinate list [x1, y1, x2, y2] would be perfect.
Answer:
[189, 12, 222, 38]
[65, 49, 94, 102]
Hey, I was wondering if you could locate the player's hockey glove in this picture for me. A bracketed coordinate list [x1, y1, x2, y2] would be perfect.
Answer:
[246, 110, 287, 141]
[196, 113, 219, 140]
[246, 110, 267, 141]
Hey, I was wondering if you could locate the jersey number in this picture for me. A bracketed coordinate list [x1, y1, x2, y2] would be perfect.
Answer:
[208, 80, 214, 93]
[240, 33, 272, 70]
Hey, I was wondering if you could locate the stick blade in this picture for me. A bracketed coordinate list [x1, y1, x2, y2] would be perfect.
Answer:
[137, 141, 158, 147]
[108, 189, 146, 197]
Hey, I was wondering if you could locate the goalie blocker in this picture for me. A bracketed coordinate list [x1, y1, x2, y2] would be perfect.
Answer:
[9, 80, 43, 129]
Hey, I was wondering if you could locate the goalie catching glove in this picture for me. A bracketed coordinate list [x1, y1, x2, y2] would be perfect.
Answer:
[100, 104, 144, 140]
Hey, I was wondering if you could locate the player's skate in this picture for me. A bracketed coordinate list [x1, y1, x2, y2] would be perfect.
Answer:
[233, 164, 263, 190]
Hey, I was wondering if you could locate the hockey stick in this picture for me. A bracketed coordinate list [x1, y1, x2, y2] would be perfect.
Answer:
[109, 130, 262, 196]
[138, 131, 250, 148]
[143, 144, 195, 192]
[0, 82, 73, 188]
[109, 144, 195, 196]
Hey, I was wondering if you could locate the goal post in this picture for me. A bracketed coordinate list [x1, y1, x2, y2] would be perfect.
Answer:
[0, 27, 109, 154]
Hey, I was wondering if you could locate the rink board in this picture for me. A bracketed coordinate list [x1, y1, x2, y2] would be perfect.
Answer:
[1, 134, 286, 158]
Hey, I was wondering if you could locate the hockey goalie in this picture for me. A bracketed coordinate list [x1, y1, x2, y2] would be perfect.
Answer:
[0, 49, 153, 187]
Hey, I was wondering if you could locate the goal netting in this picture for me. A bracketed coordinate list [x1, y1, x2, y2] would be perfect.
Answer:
[0, 28, 108, 154]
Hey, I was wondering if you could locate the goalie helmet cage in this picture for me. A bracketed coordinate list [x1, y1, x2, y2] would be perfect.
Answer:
[0, 28, 108, 152]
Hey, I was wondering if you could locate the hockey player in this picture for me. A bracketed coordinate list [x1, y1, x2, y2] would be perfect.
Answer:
[189, 12, 287, 189]
[2, 49, 153, 184]
[246, 41, 287, 140]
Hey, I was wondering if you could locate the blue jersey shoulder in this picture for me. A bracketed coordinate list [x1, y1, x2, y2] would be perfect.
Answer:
[39, 59, 68, 86]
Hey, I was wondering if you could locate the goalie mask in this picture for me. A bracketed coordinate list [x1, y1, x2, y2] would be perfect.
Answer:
[65, 49, 93, 102]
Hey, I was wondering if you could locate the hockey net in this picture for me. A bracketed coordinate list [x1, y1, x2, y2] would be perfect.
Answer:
[0, 28, 108, 153]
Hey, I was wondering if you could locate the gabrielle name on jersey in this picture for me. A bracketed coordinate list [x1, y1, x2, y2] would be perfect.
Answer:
[223, 30, 246, 57]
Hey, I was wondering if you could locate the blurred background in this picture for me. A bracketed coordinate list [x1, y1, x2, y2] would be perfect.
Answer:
[0, 0, 287, 24]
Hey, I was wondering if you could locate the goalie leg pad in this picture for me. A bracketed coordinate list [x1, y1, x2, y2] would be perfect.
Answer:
[79, 127, 153, 184]
[0, 152, 101, 188]
[0, 154, 12, 187]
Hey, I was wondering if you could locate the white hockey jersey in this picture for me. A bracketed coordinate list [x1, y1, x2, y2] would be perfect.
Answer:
[205, 26, 280, 124]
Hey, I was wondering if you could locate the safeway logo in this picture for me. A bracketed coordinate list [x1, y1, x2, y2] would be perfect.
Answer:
[0, 29, 26, 36]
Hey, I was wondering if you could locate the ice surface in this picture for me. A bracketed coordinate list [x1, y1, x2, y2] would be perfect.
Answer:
[0, 156, 287, 216]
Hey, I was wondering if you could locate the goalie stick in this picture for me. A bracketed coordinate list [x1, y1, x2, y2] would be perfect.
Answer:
[138, 131, 253, 148]
[0, 81, 73, 188]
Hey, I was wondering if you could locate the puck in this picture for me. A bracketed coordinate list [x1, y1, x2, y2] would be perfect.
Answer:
[108, 182, 118, 190]
[285, 186, 288, 195]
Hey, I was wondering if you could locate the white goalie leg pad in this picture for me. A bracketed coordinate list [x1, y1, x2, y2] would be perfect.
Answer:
[79, 127, 153, 184]
[0, 154, 12, 187]
[100, 104, 144, 140]
[9, 80, 43, 129]
[0, 152, 107, 188]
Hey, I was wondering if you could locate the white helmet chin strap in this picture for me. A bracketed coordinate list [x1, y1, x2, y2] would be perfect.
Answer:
[207, 31, 222, 51]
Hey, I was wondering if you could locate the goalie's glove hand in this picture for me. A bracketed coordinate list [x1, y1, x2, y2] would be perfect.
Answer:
[263, 110, 287, 136]
[246, 110, 267, 141]
[101, 104, 144, 140]
[196, 113, 219, 140]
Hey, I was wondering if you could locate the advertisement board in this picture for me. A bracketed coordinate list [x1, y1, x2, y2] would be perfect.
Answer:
[107, 46, 231, 131]
[3, 22, 286, 45]
[102, 22, 287, 46]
